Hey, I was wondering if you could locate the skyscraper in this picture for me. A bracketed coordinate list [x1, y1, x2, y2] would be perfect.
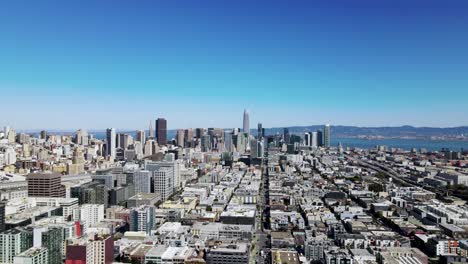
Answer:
[236, 132, 249, 154]
[304, 132, 311, 146]
[311, 131, 318, 148]
[317, 130, 323, 147]
[40, 130, 47, 140]
[156, 118, 167, 145]
[136, 130, 146, 146]
[184, 128, 194, 147]
[75, 129, 89, 146]
[106, 128, 116, 159]
[224, 130, 233, 152]
[176, 130, 185, 147]
[243, 109, 250, 135]
[195, 128, 204, 139]
[149, 121, 154, 138]
[284, 128, 290, 144]
[201, 134, 212, 152]
[324, 124, 331, 148]
[257, 123, 263, 138]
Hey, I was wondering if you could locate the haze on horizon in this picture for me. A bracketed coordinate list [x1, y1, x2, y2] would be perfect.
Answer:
[1, 0, 468, 130]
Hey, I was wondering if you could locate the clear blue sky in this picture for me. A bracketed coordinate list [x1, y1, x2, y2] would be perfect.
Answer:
[1, 0, 468, 130]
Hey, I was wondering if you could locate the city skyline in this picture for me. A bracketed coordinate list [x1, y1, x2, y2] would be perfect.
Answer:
[1, 1, 468, 129]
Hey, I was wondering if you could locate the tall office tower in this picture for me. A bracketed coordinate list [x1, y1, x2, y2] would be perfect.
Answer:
[176, 130, 185, 147]
[118, 134, 132, 149]
[74, 129, 89, 146]
[153, 167, 174, 201]
[0, 229, 33, 263]
[224, 130, 233, 152]
[66, 234, 114, 264]
[40, 130, 47, 140]
[129, 205, 155, 234]
[324, 124, 331, 148]
[136, 130, 146, 146]
[144, 139, 155, 156]
[258, 140, 264, 158]
[317, 130, 323, 147]
[106, 128, 116, 160]
[304, 132, 311, 146]
[257, 123, 263, 138]
[212, 128, 223, 138]
[116, 133, 123, 149]
[243, 109, 250, 135]
[17, 133, 30, 144]
[33, 227, 63, 264]
[184, 128, 194, 147]
[0, 202, 4, 232]
[3, 126, 10, 137]
[13, 247, 48, 264]
[207, 128, 214, 136]
[195, 128, 204, 139]
[283, 128, 290, 144]
[7, 129, 16, 143]
[236, 132, 249, 154]
[250, 139, 258, 158]
[149, 121, 154, 138]
[201, 135, 212, 152]
[26, 173, 66, 198]
[134, 141, 143, 159]
[155, 118, 167, 145]
[134, 170, 152, 194]
[72, 204, 105, 233]
[311, 131, 318, 148]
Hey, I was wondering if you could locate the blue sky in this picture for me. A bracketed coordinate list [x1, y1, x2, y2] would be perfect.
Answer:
[1, 0, 468, 130]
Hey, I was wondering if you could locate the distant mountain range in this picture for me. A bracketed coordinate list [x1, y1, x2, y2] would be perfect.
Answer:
[262, 125, 468, 139]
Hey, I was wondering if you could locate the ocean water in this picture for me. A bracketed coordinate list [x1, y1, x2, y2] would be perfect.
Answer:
[331, 137, 468, 152]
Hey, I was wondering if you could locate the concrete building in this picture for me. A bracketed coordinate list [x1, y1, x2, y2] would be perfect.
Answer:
[129, 205, 155, 234]
[0, 228, 33, 264]
[106, 128, 116, 160]
[156, 118, 167, 145]
[206, 242, 250, 264]
[154, 167, 175, 201]
[13, 247, 48, 264]
[134, 170, 152, 194]
[26, 173, 65, 198]
[66, 234, 114, 264]
[324, 124, 330, 148]
[243, 109, 250, 136]
[32, 227, 63, 264]
[72, 204, 105, 233]
[136, 130, 146, 146]
[127, 193, 161, 208]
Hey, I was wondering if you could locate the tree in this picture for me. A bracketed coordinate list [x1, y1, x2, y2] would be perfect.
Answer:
[369, 183, 384, 193]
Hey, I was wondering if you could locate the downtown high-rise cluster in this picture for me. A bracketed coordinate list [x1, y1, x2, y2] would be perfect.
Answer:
[1, 111, 467, 264]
